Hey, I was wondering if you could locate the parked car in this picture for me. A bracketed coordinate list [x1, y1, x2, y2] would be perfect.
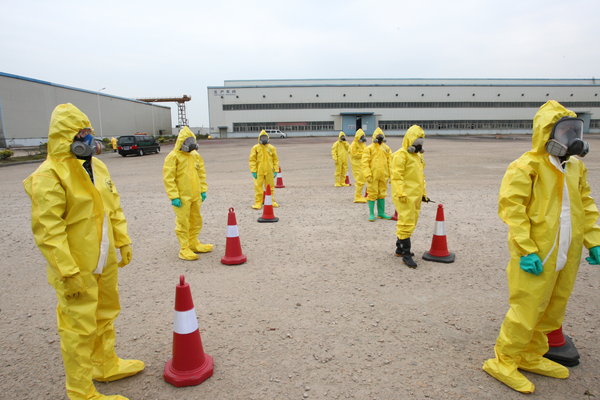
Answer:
[264, 129, 287, 138]
[117, 135, 160, 156]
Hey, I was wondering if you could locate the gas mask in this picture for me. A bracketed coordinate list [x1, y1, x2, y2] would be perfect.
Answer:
[260, 135, 269, 145]
[71, 129, 100, 159]
[545, 117, 588, 158]
[359, 136, 366, 143]
[340, 136, 346, 141]
[375, 134, 384, 144]
[180, 136, 198, 152]
[408, 138, 425, 153]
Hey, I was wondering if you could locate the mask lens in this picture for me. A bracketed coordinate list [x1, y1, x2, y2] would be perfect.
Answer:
[182, 137, 197, 151]
[552, 118, 583, 146]
[413, 138, 424, 147]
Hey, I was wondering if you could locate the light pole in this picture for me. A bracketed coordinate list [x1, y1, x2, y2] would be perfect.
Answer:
[97, 88, 106, 139]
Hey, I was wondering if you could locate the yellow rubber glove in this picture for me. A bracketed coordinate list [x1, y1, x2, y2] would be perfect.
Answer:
[366, 175, 372, 184]
[62, 273, 86, 299]
[118, 244, 132, 268]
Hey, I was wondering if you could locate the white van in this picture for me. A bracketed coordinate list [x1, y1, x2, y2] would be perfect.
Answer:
[264, 129, 287, 138]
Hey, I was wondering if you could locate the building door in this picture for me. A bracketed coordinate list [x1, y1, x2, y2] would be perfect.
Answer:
[361, 115, 375, 135]
[218, 127, 228, 138]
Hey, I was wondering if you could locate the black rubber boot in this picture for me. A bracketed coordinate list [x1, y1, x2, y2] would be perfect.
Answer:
[396, 237, 417, 268]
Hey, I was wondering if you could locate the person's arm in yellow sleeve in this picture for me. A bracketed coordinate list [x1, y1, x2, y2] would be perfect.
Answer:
[331, 142, 338, 161]
[196, 153, 208, 194]
[28, 174, 80, 278]
[361, 147, 372, 182]
[579, 163, 600, 248]
[271, 145, 279, 173]
[249, 146, 257, 174]
[162, 154, 180, 200]
[390, 152, 407, 200]
[498, 162, 538, 255]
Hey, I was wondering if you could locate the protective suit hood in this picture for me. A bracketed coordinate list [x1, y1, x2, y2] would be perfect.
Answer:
[175, 126, 196, 151]
[531, 100, 577, 154]
[258, 129, 270, 143]
[47, 103, 93, 160]
[402, 125, 425, 150]
[372, 127, 386, 141]
[353, 129, 366, 143]
[338, 131, 346, 140]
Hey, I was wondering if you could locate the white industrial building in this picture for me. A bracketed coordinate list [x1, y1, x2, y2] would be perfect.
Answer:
[0, 72, 172, 147]
[207, 79, 600, 138]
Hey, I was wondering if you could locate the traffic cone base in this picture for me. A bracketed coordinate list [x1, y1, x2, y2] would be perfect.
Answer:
[544, 327, 580, 367]
[221, 208, 247, 265]
[391, 210, 398, 221]
[164, 353, 214, 387]
[422, 250, 455, 263]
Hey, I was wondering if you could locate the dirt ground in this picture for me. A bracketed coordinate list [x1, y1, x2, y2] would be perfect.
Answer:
[1, 135, 599, 400]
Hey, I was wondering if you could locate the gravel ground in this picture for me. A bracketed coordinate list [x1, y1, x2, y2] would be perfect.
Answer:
[1, 135, 599, 400]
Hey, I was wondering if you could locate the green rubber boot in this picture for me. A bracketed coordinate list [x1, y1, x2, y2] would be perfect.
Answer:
[377, 198, 392, 219]
[368, 200, 376, 222]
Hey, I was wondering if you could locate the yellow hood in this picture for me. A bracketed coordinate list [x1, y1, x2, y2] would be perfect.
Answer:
[258, 129, 270, 143]
[531, 100, 577, 154]
[372, 127, 386, 141]
[47, 103, 93, 160]
[353, 129, 365, 143]
[402, 125, 425, 150]
[175, 126, 196, 151]
[338, 131, 346, 140]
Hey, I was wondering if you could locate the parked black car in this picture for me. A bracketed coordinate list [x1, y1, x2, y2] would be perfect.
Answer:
[117, 135, 160, 156]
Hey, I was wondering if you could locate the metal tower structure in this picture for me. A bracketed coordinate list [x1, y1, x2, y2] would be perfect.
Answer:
[137, 95, 192, 127]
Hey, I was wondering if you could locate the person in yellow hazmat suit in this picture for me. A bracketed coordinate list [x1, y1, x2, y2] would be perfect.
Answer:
[110, 136, 117, 152]
[331, 131, 350, 187]
[249, 130, 280, 209]
[362, 127, 392, 221]
[23, 103, 144, 400]
[483, 100, 600, 394]
[391, 125, 431, 268]
[163, 126, 214, 261]
[350, 129, 368, 202]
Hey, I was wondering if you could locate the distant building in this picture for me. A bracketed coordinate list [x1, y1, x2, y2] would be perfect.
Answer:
[207, 78, 600, 137]
[0, 72, 172, 147]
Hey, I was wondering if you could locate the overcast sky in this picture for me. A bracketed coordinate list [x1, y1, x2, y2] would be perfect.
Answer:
[1, 0, 599, 126]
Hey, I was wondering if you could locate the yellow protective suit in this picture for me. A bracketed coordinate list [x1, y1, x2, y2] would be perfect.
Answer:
[391, 125, 427, 239]
[249, 130, 280, 208]
[110, 137, 117, 151]
[23, 103, 143, 400]
[331, 131, 350, 187]
[350, 129, 367, 202]
[362, 127, 391, 201]
[483, 100, 600, 393]
[162, 127, 213, 261]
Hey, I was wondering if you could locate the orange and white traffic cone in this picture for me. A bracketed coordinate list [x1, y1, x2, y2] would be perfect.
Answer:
[544, 325, 580, 366]
[275, 167, 285, 188]
[258, 184, 279, 223]
[422, 204, 455, 263]
[164, 275, 214, 387]
[221, 208, 247, 265]
[345, 174, 352, 186]
[391, 210, 398, 221]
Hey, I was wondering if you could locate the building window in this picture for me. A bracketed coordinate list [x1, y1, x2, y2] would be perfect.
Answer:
[378, 119, 533, 131]
[223, 101, 600, 111]
[233, 121, 334, 132]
